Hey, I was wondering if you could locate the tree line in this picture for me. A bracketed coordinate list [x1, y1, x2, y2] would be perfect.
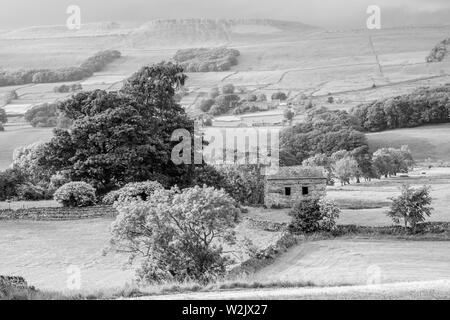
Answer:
[0, 50, 121, 86]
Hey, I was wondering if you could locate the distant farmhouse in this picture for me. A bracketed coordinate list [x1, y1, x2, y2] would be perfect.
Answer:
[264, 166, 327, 208]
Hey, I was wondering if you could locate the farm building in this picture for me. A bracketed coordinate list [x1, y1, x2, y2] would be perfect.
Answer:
[264, 166, 327, 208]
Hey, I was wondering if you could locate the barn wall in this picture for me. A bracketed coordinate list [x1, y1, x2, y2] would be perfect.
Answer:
[264, 178, 326, 208]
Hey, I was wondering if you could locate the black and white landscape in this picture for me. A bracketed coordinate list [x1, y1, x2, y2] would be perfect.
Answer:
[0, 0, 449, 301]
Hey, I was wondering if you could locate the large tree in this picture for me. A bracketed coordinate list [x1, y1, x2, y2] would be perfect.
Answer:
[39, 63, 195, 194]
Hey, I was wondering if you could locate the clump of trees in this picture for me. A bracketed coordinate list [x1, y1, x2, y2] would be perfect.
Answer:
[280, 108, 368, 167]
[110, 185, 241, 284]
[173, 47, 240, 72]
[387, 184, 433, 232]
[426, 38, 450, 62]
[271, 92, 287, 101]
[351, 84, 450, 132]
[0, 50, 121, 86]
[53, 84, 83, 93]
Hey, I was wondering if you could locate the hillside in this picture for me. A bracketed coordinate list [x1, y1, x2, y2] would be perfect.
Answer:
[367, 123, 450, 163]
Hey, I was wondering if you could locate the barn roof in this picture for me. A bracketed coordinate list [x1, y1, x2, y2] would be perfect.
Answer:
[265, 166, 326, 180]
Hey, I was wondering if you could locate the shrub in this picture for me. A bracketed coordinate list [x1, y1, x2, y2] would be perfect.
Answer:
[173, 48, 240, 73]
[54, 182, 97, 207]
[387, 184, 433, 232]
[0, 108, 7, 124]
[110, 185, 241, 284]
[289, 198, 340, 234]
[103, 181, 164, 205]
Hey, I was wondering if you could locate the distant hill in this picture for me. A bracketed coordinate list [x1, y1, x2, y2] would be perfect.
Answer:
[0, 19, 317, 46]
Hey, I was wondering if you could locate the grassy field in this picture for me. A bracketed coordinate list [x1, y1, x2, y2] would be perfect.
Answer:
[0, 212, 283, 292]
[367, 123, 450, 163]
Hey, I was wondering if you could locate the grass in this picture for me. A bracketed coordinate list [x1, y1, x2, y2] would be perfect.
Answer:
[0, 124, 53, 170]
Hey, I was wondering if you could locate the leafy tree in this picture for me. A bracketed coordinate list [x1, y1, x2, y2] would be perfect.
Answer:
[351, 84, 450, 132]
[256, 93, 267, 102]
[387, 184, 432, 232]
[284, 109, 294, 123]
[222, 84, 235, 94]
[289, 198, 340, 233]
[110, 185, 241, 284]
[0, 169, 26, 201]
[199, 98, 215, 113]
[271, 92, 287, 101]
[372, 146, 414, 178]
[209, 87, 220, 99]
[333, 156, 359, 185]
[39, 63, 194, 194]
[12, 142, 52, 185]
[209, 94, 240, 116]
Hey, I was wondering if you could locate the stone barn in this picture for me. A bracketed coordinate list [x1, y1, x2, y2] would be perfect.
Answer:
[264, 166, 327, 208]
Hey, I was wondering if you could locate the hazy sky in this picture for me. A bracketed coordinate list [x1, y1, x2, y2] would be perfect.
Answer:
[1, 0, 449, 29]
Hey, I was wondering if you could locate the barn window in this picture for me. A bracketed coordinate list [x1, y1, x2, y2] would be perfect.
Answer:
[285, 187, 291, 196]
[302, 187, 309, 195]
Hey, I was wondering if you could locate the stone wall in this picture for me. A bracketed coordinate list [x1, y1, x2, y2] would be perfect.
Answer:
[0, 205, 117, 221]
[264, 178, 326, 208]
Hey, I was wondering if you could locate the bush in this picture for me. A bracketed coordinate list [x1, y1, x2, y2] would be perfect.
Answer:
[103, 181, 164, 205]
[209, 94, 240, 116]
[110, 185, 241, 284]
[222, 84, 235, 94]
[387, 184, 433, 232]
[289, 198, 340, 234]
[173, 48, 240, 73]
[54, 182, 97, 207]
[0, 108, 7, 124]
[271, 92, 287, 101]
[0, 169, 26, 201]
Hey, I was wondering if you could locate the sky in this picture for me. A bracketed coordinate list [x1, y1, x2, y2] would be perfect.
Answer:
[0, 0, 449, 29]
